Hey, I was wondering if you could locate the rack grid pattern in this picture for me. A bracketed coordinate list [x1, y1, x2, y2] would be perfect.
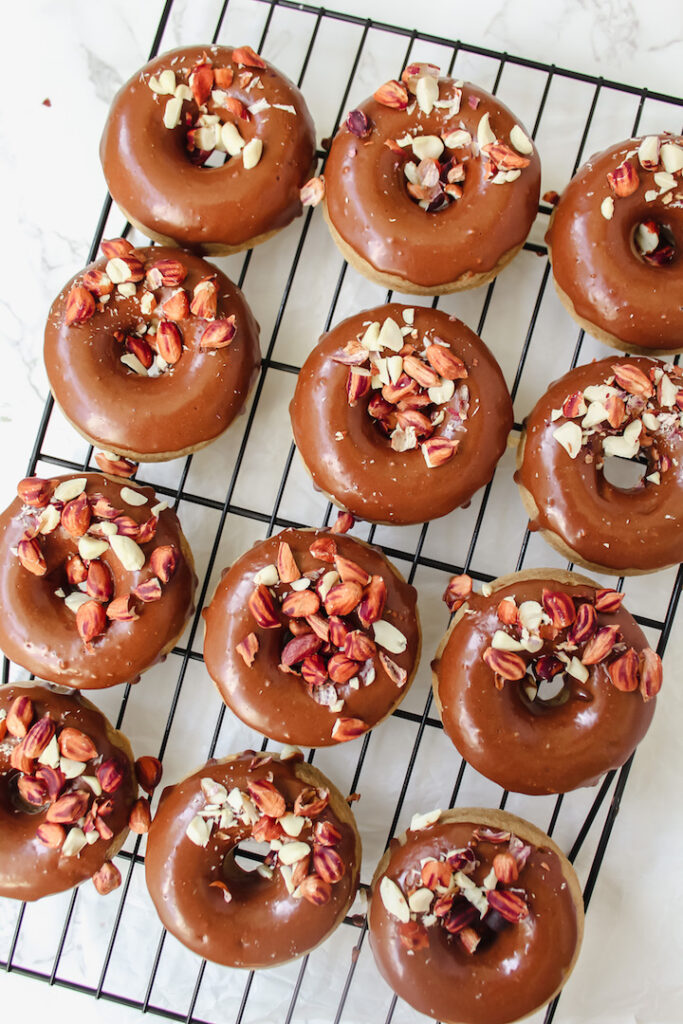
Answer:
[2, 1, 682, 1022]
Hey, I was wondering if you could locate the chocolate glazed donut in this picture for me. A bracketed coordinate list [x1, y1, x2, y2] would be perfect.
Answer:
[0, 473, 196, 689]
[432, 570, 660, 795]
[368, 807, 584, 1024]
[145, 750, 361, 968]
[0, 683, 139, 901]
[45, 239, 261, 462]
[290, 304, 513, 525]
[203, 528, 420, 746]
[547, 133, 683, 354]
[515, 356, 683, 574]
[100, 44, 316, 254]
[323, 63, 541, 293]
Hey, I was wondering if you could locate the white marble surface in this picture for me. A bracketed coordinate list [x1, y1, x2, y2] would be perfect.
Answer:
[1, 1, 682, 1022]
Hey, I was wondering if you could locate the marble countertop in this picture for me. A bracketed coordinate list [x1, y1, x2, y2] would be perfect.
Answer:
[1, 1, 682, 1022]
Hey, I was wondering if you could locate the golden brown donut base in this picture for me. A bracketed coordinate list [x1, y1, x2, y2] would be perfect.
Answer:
[202, 528, 421, 747]
[514, 430, 677, 576]
[120, 204, 285, 258]
[547, 235, 683, 356]
[0, 682, 138, 901]
[369, 807, 584, 1024]
[145, 752, 362, 968]
[323, 202, 524, 295]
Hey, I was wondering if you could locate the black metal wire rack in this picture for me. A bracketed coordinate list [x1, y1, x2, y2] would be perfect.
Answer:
[2, 0, 682, 1021]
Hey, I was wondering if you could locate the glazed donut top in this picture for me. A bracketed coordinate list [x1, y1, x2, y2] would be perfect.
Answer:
[369, 808, 581, 1024]
[145, 750, 360, 968]
[0, 683, 138, 901]
[516, 356, 683, 572]
[290, 304, 513, 524]
[100, 44, 316, 250]
[0, 473, 195, 689]
[323, 62, 541, 287]
[547, 133, 683, 352]
[203, 527, 420, 746]
[45, 238, 260, 458]
[435, 573, 660, 794]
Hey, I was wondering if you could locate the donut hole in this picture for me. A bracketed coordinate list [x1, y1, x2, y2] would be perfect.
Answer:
[403, 155, 463, 212]
[602, 454, 647, 491]
[519, 673, 571, 712]
[221, 838, 274, 891]
[632, 219, 676, 266]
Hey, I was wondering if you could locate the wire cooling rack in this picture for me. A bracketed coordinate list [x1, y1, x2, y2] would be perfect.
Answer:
[2, 1, 682, 1021]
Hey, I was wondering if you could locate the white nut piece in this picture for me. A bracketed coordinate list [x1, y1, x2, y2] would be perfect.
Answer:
[600, 196, 615, 220]
[510, 124, 533, 155]
[411, 135, 444, 161]
[120, 486, 148, 507]
[660, 142, 683, 174]
[552, 420, 583, 458]
[109, 534, 145, 572]
[477, 111, 496, 148]
[377, 317, 404, 352]
[415, 74, 439, 115]
[277, 841, 310, 865]
[410, 808, 441, 831]
[408, 887, 434, 913]
[186, 815, 211, 847]
[379, 876, 410, 923]
[442, 129, 471, 149]
[222, 121, 245, 155]
[54, 478, 87, 502]
[242, 137, 263, 170]
[64, 592, 93, 614]
[491, 629, 525, 652]
[200, 778, 228, 805]
[254, 564, 279, 587]
[279, 813, 305, 838]
[62, 827, 88, 858]
[372, 620, 407, 654]
[163, 96, 183, 130]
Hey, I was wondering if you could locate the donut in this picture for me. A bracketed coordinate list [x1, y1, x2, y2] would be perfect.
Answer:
[0, 472, 196, 689]
[546, 132, 683, 354]
[100, 44, 316, 254]
[290, 304, 513, 525]
[203, 526, 420, 746]
[0, 682, 150, 900]
[368, 806, 583, 1024]
[432, 569, 661, 795]
[145, 749, 361, 967]
[515, 355, 683, 574]
[45, 238, 261, 462]
[321, 62, 541, 294]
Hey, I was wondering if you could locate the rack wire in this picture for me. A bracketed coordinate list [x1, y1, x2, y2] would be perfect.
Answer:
[2, 0, 682, 1021]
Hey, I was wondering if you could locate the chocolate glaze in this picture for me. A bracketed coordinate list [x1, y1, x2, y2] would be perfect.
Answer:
[0, 682, 137, 901]
[145, 752, 361, 967]
[202, 528, 420, 746]
[100, 45, 316, 251]
[290, 304, 513, 525]
[324, 81, 541, 288]
[434, 578, 655, 794]
[0, 473, 196, 689]
[515, 356, 683, 572]
[44, 246, 261, 459]
[547, 134, 683, 351]
[369, 813, 580, 1024]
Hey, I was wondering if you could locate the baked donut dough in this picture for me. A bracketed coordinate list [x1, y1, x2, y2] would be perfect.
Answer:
[290, 304, 513, 525]
[145, 749, 361, 967]
[433, 570, 660, 794]
[515, 356, 683, 574]
[323, 62, 541, 293]
[100, 44, 316, 255]
[0, 682, 140, 900]
[45, 238, 261, 462]
[203, 527, 420, 746]
[368, 806, 583, 1024]
[0, 473, 196, 689]
[546, 133, 683, 354]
